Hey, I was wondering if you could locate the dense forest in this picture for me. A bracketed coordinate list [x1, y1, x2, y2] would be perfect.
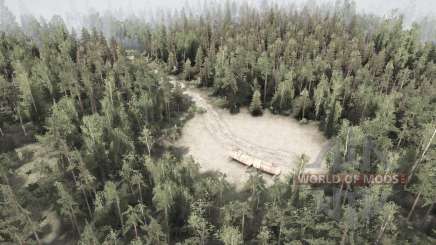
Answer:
[0, 0, 435, 244]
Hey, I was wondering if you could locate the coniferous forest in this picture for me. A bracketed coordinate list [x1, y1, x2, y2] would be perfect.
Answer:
[0, 0, 435, 244]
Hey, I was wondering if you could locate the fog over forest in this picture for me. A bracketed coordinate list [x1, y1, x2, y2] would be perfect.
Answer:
[2, 0, 436, 43]
[3, 0, 436, 24]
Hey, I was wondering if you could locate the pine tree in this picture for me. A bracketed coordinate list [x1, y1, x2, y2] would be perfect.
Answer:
[123, 205, 142, 239]
[256, 226, 271, 245]
[14, 62, 38, 113]
[44, 97, 79, 147]
[188, 200, 214, 245]
[104, 181, 124, 230]
[195, 46, 204, 72]
[314, 74, 328, 118]
[54, 181, 80, 234]
[0, 183, 41, 244]
[257, 52, 272, 105]
[152, 182, 176, 243]
[249, 89, 262, 116]
[271, 71, 295, 113]
[139, 126, 155, 156]
[219, 225, 243, 245]
[375, 202, 399, 244]
[183, 58, 193, 80]
[167, 51, 177, 73]
[79, 222, 98, 245]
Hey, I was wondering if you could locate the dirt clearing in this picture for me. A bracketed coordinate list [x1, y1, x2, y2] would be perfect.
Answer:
[175, 81, 329, 186]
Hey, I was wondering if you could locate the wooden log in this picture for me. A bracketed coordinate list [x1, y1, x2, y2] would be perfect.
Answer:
[229, 150, 281, 175]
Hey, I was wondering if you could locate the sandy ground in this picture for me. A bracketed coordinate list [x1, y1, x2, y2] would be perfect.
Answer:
[15, 144, 58, 187]
[175, 80, 329, 186]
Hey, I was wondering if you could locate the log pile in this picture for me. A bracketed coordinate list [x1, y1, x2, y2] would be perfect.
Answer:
[230, 150, 281, 176]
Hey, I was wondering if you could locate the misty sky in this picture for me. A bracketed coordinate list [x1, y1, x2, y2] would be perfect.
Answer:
[4, 0, 436, 25]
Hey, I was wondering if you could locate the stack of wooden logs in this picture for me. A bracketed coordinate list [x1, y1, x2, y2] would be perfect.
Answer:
[230, 150, 281, 176]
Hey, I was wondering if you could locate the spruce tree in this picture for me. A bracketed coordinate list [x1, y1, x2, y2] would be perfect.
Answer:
[249, 89, 263, 116]
[183, 58, 193, 80]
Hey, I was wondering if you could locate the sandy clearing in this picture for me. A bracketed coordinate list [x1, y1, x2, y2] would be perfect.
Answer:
[175, 80, 329, 185]
[14, 144, 63, 244]
[15, 144, 58, 187]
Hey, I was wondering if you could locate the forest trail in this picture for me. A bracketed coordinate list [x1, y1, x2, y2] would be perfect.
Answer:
[172, 78, 329, 185]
